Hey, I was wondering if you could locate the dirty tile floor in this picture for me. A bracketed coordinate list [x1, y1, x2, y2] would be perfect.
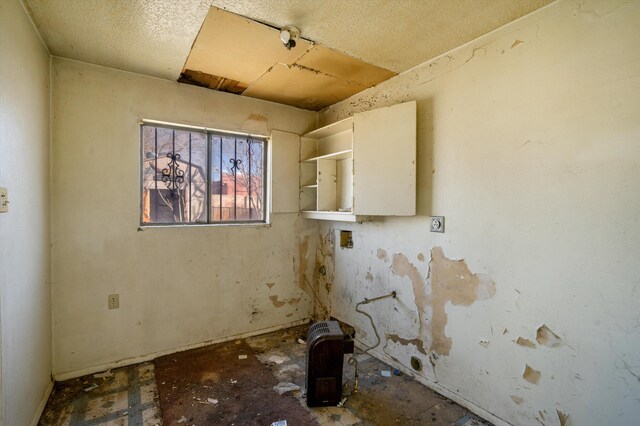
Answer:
[38, 363, 162, 425]
[39, 324, 491, 426]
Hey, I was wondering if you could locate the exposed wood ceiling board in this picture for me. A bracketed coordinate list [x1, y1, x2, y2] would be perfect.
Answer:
[178, 70, 247, 94]
[211, 0, 555, 73]
[296, 45, 396, 88]
[183, 7, 312, 87]
[23, 0, 211, 80]
[243, 64, 367, 111]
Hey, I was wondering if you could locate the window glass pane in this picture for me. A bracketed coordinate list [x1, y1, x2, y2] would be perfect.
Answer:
[142, 124, 265, 225]
[211, 135, 265, 222]
[141, 125, 207, 224]
[247, 139, 264, 221]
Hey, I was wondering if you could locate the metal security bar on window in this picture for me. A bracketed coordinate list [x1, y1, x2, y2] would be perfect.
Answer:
[141, 123, 265, 225]
[210, 134, 265, 222]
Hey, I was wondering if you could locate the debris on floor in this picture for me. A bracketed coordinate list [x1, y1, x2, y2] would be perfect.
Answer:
[82, 383, 98, 392]
[38, 362, 162, 426]
[257, 352, 291, 365]
[154, 338, 316, 425]
[274, 382, 301, 395]
[39, 324, 493, 426]
[93, 369, 114, 379]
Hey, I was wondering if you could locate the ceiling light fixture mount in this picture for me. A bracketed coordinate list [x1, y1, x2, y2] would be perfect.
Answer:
[279, 25, 300, 50]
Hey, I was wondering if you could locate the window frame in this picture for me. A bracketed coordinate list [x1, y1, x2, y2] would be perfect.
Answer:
[139, 119, 269, 227]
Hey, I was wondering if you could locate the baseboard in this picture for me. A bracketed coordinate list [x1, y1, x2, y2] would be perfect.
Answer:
[30, 379, 54, 426]
[53, 318, 310, 381]
[364, 345, 511, 426]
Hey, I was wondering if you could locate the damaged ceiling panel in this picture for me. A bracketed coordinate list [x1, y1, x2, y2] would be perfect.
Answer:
[182, 7, 312, 88]
[296, 45, 396, 88]
[181, 7, 397, 110]
[242, 63, 367, 111]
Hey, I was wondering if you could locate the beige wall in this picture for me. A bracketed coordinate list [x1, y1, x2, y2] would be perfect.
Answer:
[51, 58, 317, 377]
[318, 0, 640, 425]
[0, 1, 52, 424]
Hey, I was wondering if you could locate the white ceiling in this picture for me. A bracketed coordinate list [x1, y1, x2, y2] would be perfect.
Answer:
[24, 0, 553, 85]
[24, 0, 211, 80]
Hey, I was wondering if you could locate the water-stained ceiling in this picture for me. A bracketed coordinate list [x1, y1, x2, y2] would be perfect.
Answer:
[180, 7, 396, 110]
[23, 0, 554, 110]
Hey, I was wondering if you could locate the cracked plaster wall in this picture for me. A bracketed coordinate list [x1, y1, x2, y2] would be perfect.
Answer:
[50, 58, 318, 378]
[316, 1, 640, 425]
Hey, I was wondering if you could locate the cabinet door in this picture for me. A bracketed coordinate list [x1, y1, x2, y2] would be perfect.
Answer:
[270, 130, 300, 213]
[353, 101, 416, 216]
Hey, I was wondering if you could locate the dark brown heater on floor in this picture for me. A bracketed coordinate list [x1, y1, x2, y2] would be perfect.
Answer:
[305, 321, 354, 407]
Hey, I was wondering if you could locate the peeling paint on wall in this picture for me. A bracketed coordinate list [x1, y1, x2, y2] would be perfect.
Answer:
[510, 395, 524, 404]
[427, 247, 496, 355]
[297, 235, 309, 291]
[536, 324, 564, 348]
[523, 364, 541, 384]
[312, 230, 335, 319]
[388, 247, 496, 356]
[556, 409, 569, 426]
[390, 253, 430, 354]
[377, 248, 389, 262]
[268, 295, 302, 308]
[516, 337, 536, 348]
[241, 113, 269, 135]
[386, 334, 427, 355]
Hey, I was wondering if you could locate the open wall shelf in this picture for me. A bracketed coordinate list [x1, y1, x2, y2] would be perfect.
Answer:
[298, 101, 416, 222]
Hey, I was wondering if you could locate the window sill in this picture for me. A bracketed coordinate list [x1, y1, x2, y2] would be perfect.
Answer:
[138, 222, 271, 230]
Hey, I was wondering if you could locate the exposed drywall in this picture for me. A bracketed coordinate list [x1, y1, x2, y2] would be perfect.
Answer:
[0, 1, 52, 424]
[183, 7, 395, 111]
[317, 0, 640, 424]
[50, 58, 317, 377]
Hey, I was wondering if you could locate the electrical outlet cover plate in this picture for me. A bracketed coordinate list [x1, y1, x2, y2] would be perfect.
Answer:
[108, 294, 119, 309]
[431, 216, 445, 233]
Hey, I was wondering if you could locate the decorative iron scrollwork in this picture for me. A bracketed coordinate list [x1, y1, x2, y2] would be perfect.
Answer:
[162, 152, 185, 193]
[229, 158, 242, 171]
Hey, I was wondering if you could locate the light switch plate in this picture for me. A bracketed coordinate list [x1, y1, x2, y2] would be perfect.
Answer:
[430, 216, 445, 233]
[0, 188, 8, 213]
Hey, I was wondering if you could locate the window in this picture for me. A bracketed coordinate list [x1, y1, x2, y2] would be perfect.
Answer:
[141, 123, 266, 225]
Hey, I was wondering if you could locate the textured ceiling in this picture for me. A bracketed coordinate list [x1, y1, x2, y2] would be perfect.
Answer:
[210, 0, 554, 73]
[23, 0, 211, 80]
[23, 0, 554, 103]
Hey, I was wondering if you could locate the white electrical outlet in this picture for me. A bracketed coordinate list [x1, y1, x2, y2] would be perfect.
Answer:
[0, 187, 9, 213]
[108, 294, 119, 309]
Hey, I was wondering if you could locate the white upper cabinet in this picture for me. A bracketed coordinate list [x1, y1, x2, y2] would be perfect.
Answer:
[270, 129, 300, 214]
[299, 101, 416, 222]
